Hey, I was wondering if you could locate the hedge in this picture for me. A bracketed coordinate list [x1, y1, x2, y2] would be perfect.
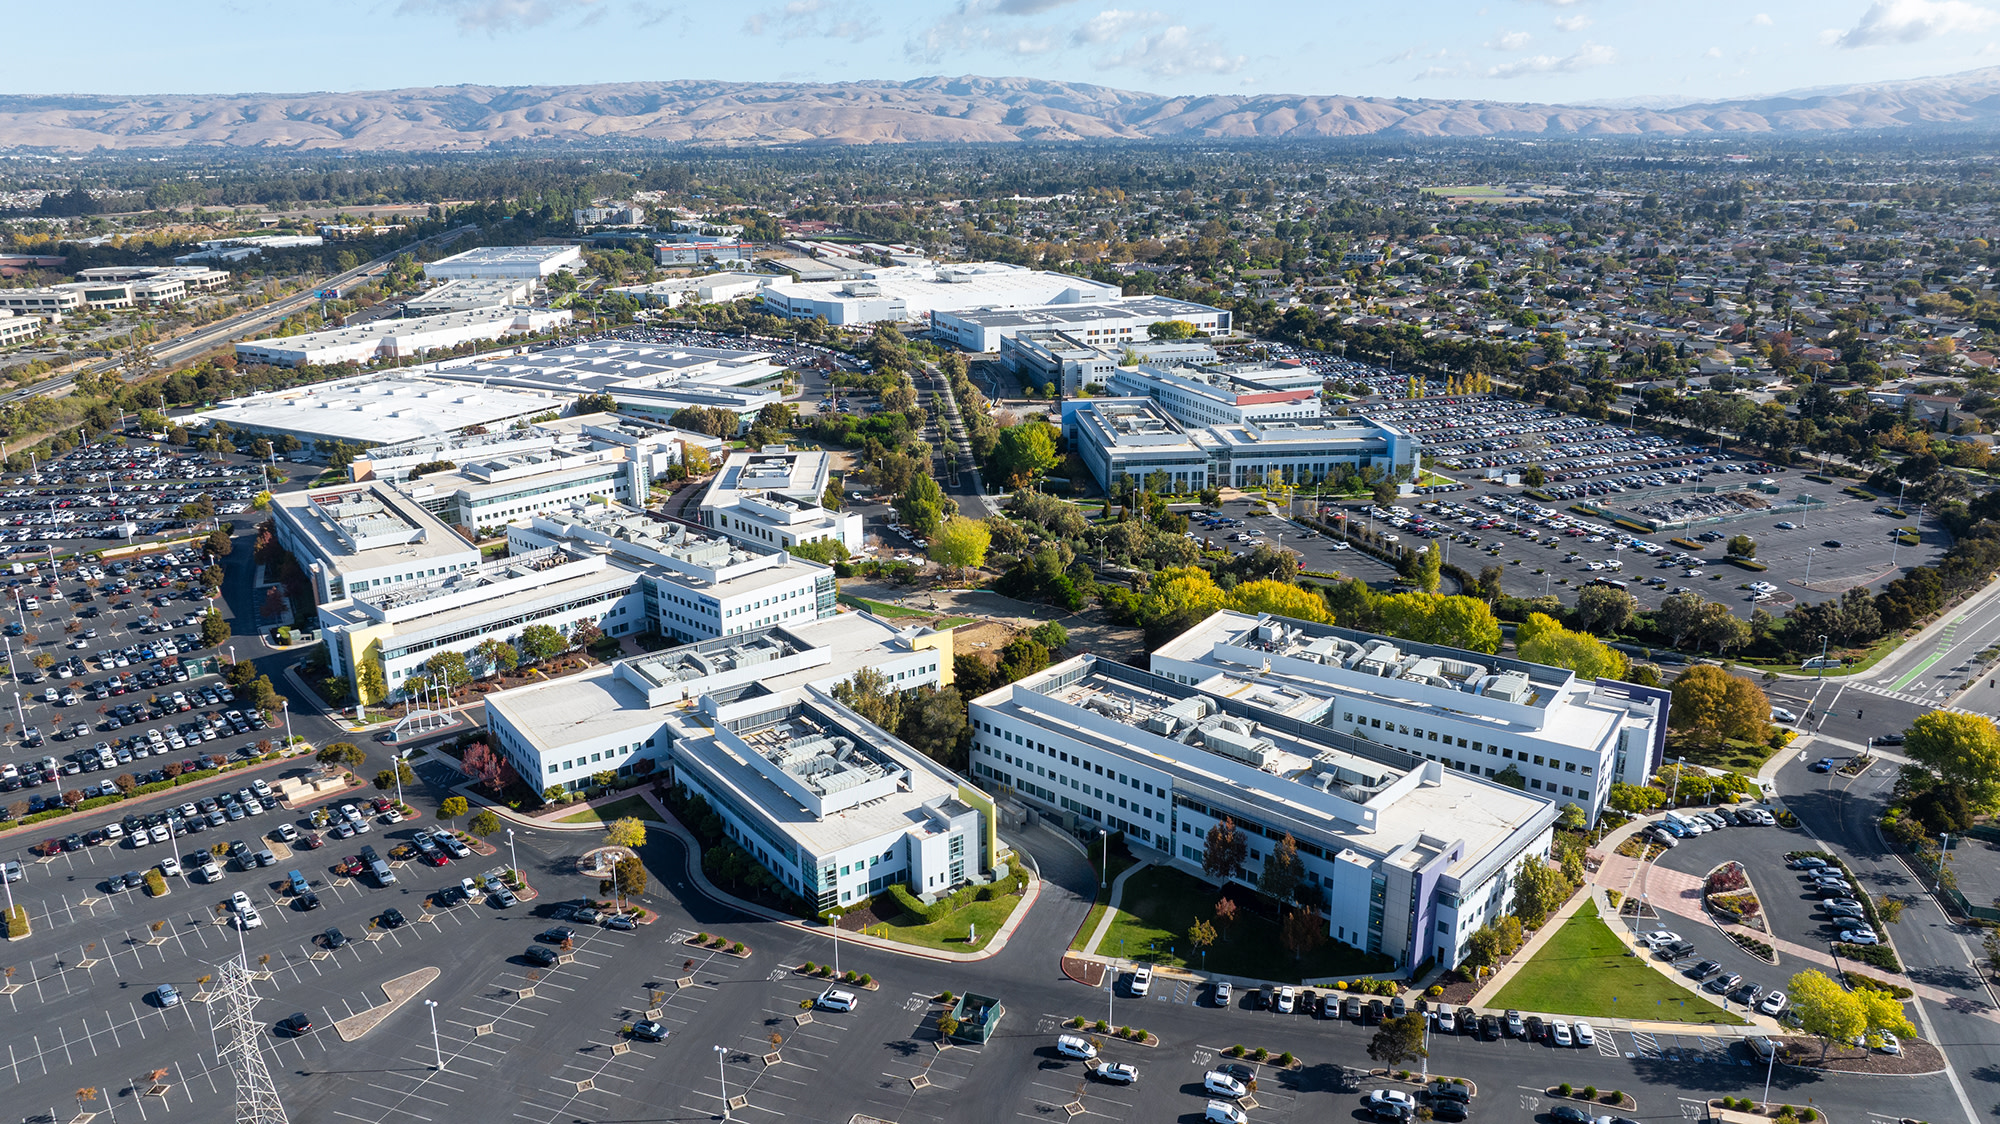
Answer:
[4, 905, 25, 939]
[144, 870, 168, 896]
[888, 883, 948, 924]
[1836, 942, 1901, 972]
[1843, 971, 1913, 999]
[1669, 538, 1706, 551]
[1727, 557, 1769, 572]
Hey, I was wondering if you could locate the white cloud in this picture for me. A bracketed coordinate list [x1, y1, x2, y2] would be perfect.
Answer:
[1098, 24, 1246, 75]
[1484, 39, 1614, 78]
[1834, 0, 1999, 47]
[1488, 30, 1534, 49]
[1553, 13, 1591, 30]
[397, 0, 604, 32]
[1704, 45, 1723, 57]
[1751, 12, 1773, 24]
[1072, 8, 1166, 45]
[745, 0, 877, 41]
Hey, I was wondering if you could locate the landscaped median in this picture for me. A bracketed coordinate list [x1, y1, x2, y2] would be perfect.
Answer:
[1490, 900, 1743, 1025]
[841, 872, 1031, 953]
[1089, 865, 1392, 982]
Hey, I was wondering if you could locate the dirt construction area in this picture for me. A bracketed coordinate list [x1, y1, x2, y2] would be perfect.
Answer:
[838, 580, 1149, 667]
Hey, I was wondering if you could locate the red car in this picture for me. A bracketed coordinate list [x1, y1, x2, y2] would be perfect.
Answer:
[298, 831, 324, 850]
[334, 856, 364, 878]
[368, 797, 393, 813]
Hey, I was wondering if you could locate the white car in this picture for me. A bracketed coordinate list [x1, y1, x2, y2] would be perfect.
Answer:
[1276, 985, 1295, 1013]
[228, 891, 252, 912]
[1129, 967, 1152, 997]
[157, 856, 181, 877]
[1771, 707, 1800, 724]
[1055, 1035, 1097, 1060]
[1841, 928, 1882, 945]
[1213, 981, 1233, 1007]
[1366, 1090, 1416, 1114]
[816, 988, 856, 1011]
[1758, 992, 1788, 1016]
[1434, 1008, 1456, 1033]
[1206, 1102, 1249, 1124]
[1875, 1032, 1901, 1055]
[1641, 930, 1682, 948]
[236, 906, 263, 930]
[1203, 1071, 1248, 1098]
[1574, 1021, 1595, 1047]
[1551, 1019, 1573, 1046]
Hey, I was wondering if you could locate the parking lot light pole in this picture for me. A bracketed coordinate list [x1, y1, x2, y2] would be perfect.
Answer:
[506, 828, 518, 880]
[1098, 828, 1107, 889]
[424, 999, 442, 1069]
[1804, 547, 1816, 586]
[282, 698, 292, 749]
[715, 1044, 731, 1121]
[1817, 635, 1829, 679]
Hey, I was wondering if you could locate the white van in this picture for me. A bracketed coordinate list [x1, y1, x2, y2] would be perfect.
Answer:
[1056, 1035, 1097, 1060]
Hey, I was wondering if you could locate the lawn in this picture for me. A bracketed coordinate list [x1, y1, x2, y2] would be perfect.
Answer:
[837, 593, 931, 619]
[1490, 900, 1744, 1024]
[555, 795, 655, 826]
[1068, 848, 1142, 952]
[1668, 733, 1783, 778]
[856, 891, 1025, 953]
[1092, 866, 1391, 982]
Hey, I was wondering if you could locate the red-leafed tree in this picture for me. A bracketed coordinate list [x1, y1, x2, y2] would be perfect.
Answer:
[462, 742, 504, 791]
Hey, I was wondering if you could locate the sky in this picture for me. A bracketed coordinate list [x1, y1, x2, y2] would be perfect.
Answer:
[14, 0, 2000, 104]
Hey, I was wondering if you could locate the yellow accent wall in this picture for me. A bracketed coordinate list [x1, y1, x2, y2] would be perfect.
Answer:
[913, 626, 956, 688]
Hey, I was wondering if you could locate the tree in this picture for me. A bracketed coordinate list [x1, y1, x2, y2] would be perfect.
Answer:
[1188, 918, 1217, 950]
[1668, 665, 1769, 748]
[356, 655, 387, 704]
[316, 742, 365, 769]
[612, 855, 647, 898]
[1904, 711, 2000, 810]
[1279, 908, 1325, 960]
[199, 609, 230, 649]
[990, 423, 1061, 488]
[461, 742, 505, 790]
[475, 638, 518, 677]
[438, 795, 467, 827]
[1511, 860, 1573, 929]
[1789, 969, 1866, 1059]
[1375, 592, 1502, 653]
[424, 650, 472, 691]
[1696, 601, 1751, 655]
[898, 686, 969, 769]
[1148, 319, 1199, 341]
[1517, 612, 1629, 681]
[606, 817, 647, 850]
[1573, 585, 1637, 636]
[1229, 580, 1330, 623]
[1726, 534, 1757, 559]
[1213, 896, 1238, 938]
[520, 624, 567, 664]
[929, 516, 991, 574]
[1260, 833, 1304, 903]
[1408, 544, 1441, 594]
[1202, 818, 1248, 882]
[206, 527, 233, 557]
[468, 810, 502, 838]
[1657, 591, 1707, 649]
[1368, 1014, 1429, 1067]
[1520, 464, 1546, 488]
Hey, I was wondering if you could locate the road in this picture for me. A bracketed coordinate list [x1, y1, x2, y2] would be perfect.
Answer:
[0, 225, 475, 408]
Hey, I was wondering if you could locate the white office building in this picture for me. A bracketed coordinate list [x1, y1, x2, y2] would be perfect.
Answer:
[268, 482, 482, 608]
[699, 446, 862, 553]
[482, 613, 987, 908]
[232, 306, 571, 368]
[937, 294, 1231, 354]
[400, 279, 533, 317]
[608, 276, 764, 308]
[1060, 398, 1418, 494]
[401, 448, 638, 531]
[198, 373, 569, 449]
[1148, 612, 1670, 824]
[967, 647, 1560, 972]
[761, 261, 1123, 327]
[1002, 332, 1216, 396]
[350, 413, 726, 498]
[1107, 363, 1321, 428]
[0, 310, 43, 347]
[423, 340, 784, 430]
[423, 245, 583, 281]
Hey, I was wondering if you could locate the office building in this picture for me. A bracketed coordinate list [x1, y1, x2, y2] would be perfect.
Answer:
[197, 373, 569, 449]
[936, 294, 1230, 354]
[401, 446, 639, 530]
[400, 279, 533, 317]
[574, 204, 648, 227]
[760, 261, 1122, 327]
[268, 482, 482, 608]
[349, 413, 725, 498]
[699, 446, 863, 553]
[483, 613, 985, 909]
[608, 276, 763, 309]
[423, 340, 783, 429]
[0, 310, 43, 347]
[0, 288, 83, 316]
[76, 266, 231, 303]
[655, 240, 754, 266]
[1147, 612, 1669, 824]
[1002, 332, 1216, 396]
[967, 644, 1560, 971]
[1060, 398, 1417, 494]
[1107, 363, 1321, 428]
[423, 245, 582, 281]
[174, 234, 323, 265]
[507, 506, 838, 644]
[232, 306, 571, 368]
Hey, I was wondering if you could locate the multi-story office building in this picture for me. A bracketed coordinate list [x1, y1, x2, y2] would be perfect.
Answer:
[1107, 363, 1321, 428]
[1060, 398, 1417, 494]
[1001, 332, 1216, 396]
[699, 446, 862, 553]
[935, 294, 1231, 353]
[483, 614, 985, 908]
[402, 447, 638, 530]
[0, 310, 42, 347]
[232, 306, 572, 368]
[1148, 612, 1669, 823]
[966, 646, 1559, 972]
[507, 506, 837, 644]
[762, 261, 1123, 328]
[268, 483, 482, 608]
[423, 245, 583, 281]
[1064, 399, 1213, 496]
[350, 413, 725, 501]
[423, 340, 784, 431]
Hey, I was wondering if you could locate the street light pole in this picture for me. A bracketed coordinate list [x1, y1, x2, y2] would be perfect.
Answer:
[282, 698, 293, 749]
[506, 828, 518, 880]
[1804, 546, 1816, 586]
[715, 1044, 731, 1121]
[424, 999, 442, 1069]
[1817, 635, 1829, 679]
[1098, 828, 1107, 889]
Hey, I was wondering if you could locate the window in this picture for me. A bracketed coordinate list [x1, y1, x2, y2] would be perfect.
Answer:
[1532, 755, 1544, 766]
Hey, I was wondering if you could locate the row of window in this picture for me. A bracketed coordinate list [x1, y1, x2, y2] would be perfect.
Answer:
[1343, 711, 1596, 780]
[547, 734, 658, 776]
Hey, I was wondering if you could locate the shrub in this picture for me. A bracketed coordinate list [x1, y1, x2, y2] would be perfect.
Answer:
[1802, 1111, 1818, 1122]
[3, 905, 24, 938]
[859, 973, 872, 986]
[731, 941, 746, 955]
[1252, 1047, 1270, 1062]
[1427, 984, 1444, 998]
[1582, 1086, 1596, 1101]
[1334, 980, 1348, 991]
[1559, 1083, 1573, 1096]
[1069, 1015, 1085, 1028]
[1228, 1044, 1245, 1057]
[1094, 1019, 1109, 1033]
[1117, 1025, 1130, 1038]
[694, 932, 710, 943]
[803, 962, 817, 974]
[1276, 1051, 1294, 1066]
[1608, 1091, 1623, 1105]
[1133, 1029, 1148, 1042]
[143, 870, 167, 896]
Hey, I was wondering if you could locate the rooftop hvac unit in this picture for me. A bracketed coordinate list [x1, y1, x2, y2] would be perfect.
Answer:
[1199, 716, 1271, 768]
[1482, 672, 1533, 705]
[1143, 695, 1211, 735]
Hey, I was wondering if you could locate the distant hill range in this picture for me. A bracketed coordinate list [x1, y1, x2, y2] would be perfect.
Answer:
[8, 69, 2000, 151]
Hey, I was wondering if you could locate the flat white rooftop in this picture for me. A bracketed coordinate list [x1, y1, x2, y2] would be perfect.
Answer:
[765, 262, 1121, 319]
[424, 245, 582, 279]
[199, 374, 566, 445]
[271, 482, 471, 575]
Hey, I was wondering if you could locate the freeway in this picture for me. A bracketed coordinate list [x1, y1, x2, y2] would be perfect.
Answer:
[0, 225, 475, 408]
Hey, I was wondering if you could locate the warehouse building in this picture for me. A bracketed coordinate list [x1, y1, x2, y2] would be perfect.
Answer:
[967, 645, 1561, 971]
[197, 373, 569, 449]
[400, 279, 533, 317]
[698, 446, 863, 553]
[232, 306, 571, 368]
[423, 340, 783, 429]
[1148, 612, 1669, 825]
[938, 294, 1231, 354]
[760, 261, 1122, 327]
[483, 613, 986, 908]
[423, 245, 582, 281]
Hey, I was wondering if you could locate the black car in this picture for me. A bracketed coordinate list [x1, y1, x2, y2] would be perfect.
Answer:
[1525, 1015, 1544, 1041]
[380, 908, 405, 929]
[1427, 1081, 1472, 1104]
[1366, 999, 1385, 1024]
[1249, 986, 1269, 1011]
[1455, 1006, 1476, 1033]
[1874, 732, 1905, 746]
[538, 926, 576, 945]
[1478, 1014, 1500, 1040]
[295, 891, 321, 911]
[1551, 1107, 1592, 1124]
[277, 1012, 313, 1036]
[321, 927, 349, 950]
[629, 1019, 669, 1042]
[524, 945, 559, 967]
[62, 834, 83, 852]
[1684, 959, 1722, 980]
[1431, 1102, 1469, 1122]
[1660, 939, 1697, 959]
[1822, 540, 1843, 548]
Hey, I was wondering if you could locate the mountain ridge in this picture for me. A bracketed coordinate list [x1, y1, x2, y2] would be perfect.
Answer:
[6, 70, 2000, 151]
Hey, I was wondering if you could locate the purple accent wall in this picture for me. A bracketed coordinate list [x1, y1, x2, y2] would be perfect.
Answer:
[1405, 839, 1466, 970]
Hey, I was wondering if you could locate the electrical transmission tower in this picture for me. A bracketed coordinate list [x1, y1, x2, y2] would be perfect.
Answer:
[210, 951, 291, 1124]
